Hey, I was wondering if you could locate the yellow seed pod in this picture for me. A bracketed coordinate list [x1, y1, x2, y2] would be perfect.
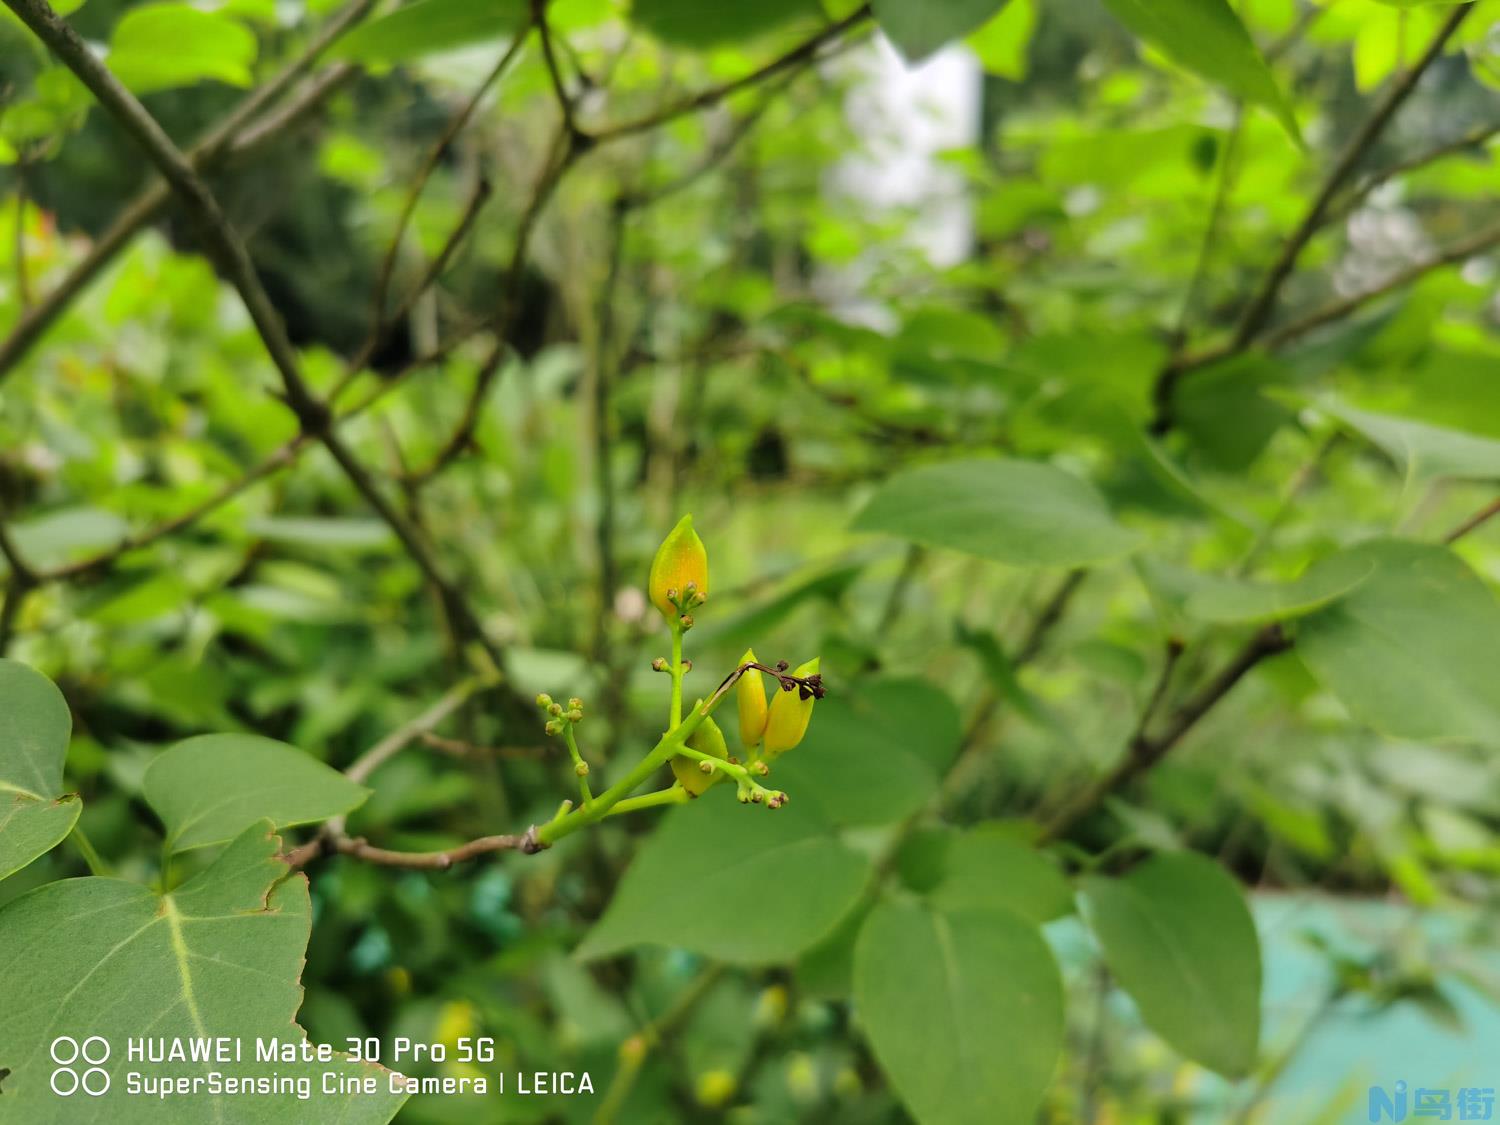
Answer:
[695, 1069, 737, 1109]
[648, 513, 708, 620]
[736, 647, 768, 751]
[762, 658, 819, 760]
[671, 710, 728, 796]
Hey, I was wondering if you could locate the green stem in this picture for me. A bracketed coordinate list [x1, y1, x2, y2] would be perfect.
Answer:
[537, 701, 713, 846]
[70, 824, 109, 877]
[669, 619, 684, 729]
[563, 724, 595, 806]
[605, 786, 689, 817]
[676, 746, 782, 803]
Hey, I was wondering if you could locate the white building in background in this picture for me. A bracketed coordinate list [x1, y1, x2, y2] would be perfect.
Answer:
[822, 33, 982, 325]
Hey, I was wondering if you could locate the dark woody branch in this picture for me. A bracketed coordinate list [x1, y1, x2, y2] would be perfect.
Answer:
[0, 0, 375, 384]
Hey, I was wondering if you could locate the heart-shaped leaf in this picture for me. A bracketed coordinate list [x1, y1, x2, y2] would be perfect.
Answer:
[0, 659, 80, 881]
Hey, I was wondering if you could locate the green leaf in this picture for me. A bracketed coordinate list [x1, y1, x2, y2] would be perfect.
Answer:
[577, 788, 872, 964]
[966, 0, 1036, 79]
[773, 678, 960, 826]
[1080, 851, 1261, 1077]
[332, 0, 527, 64]
[873, 0, 1009, 63]
[245, 516, 395, 550]
[930, 825, 1073, 923]
[109, 4, 259, 93]
[0, 659, 80, 881]
[1183, 551, 1376, 625]
[1318, 399, 1500, 485]
[851, 458, 1142, 568]
[144, 733, 369, 852]
[1297, 539, 1500, 744]
[853, 898, 1064, 1125]
[631, 0, 826, 46]
[1101, 0, 1299, 141]
[0, 822, 407, 1121]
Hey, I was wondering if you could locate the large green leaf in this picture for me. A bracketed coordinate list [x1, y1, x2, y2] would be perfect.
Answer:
[853, 898, 1064, 1125]
[631, 0, 825, 47]
[109, 4, 258, 93]
[332, 0, 527, 64]
[929, 825, 1073, 923]
[577, 788, 872, 964]
[1319, 400, 1500, 485]
[1080, 851, 1261, 1077]
[1183, 550, 1376, 625]
[851, 458, 1142, 568]
[773, 678, 960, 826]
[1296, 540, 1500, 744]
[144, 734, 369, 852]
[0, 659, 81, 881]
[1102, 0, 1298, 140]
[873, 0, 1009, 63]
[0, 821, 406, 1122]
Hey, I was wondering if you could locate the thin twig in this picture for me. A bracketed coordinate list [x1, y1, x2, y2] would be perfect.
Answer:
[1331, 118, 1500, 224]
[532, 0, 581, 140]
[1445, 496, 1500, 542]
[584, 5, 872, 143]
[1037, 625, 1291, 843]
[369, 35, 526, 333]
[345, 677, 492, 786]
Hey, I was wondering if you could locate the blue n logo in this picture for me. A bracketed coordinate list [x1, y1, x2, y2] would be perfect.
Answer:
[1369, 1081, 1408, 1123]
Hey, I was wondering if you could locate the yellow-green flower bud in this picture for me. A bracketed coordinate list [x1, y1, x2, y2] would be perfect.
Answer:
[671, 710, 728, 797]
[648, 514, 708, 620]
[736, 648, 768, 751]
[762, 658, 820, 760]
[535, 693, 553, 708]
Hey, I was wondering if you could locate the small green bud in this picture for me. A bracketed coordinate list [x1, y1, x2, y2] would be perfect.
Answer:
[679, 613, 694, 630]
[566, 708, 583, 722]
[567, 697, 583, 711]
[535, 693, 553, 708]
[574, 761, 590, 777]
[544, 719, 563, 736]
[548, 702, 563, 716]
[652, 657, 668, 672]
[698, 760, 714, 774]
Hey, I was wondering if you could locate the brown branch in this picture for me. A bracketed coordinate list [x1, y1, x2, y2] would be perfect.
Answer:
[5, 0, 520, 685]
[1150, 3, 1475, 431]
[344, 677, 492, 786]
[1035, 484, 1500, 842]
[584, 5, 872, 143]
[1038, 624, 1290, 843]
[406, 127, 579, 483]
[532, 0, 581, 141]
[285, 829, 538, 869]
[1332, 118, 1500, 224]
[369, 35, 526, 334]
[1445, 496, 1500, 542]
[1256, 219, 1500, 351]
[0, 0, 373, 384]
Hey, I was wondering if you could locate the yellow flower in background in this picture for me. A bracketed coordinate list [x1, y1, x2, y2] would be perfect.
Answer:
[648, 513, 708, 620]
[671, 710, 729, 796]
[762, 657, 820, 760]
[736, 647, 768, 751]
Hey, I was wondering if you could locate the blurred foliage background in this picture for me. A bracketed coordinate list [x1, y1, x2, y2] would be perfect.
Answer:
[4, 0, 1500, 1122]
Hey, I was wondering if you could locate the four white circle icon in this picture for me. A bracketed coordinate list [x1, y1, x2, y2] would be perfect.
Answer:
[48, 1036, 111, 1096]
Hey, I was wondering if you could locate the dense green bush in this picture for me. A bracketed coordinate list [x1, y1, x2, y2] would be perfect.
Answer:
[3, 1, 1500, 1122]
